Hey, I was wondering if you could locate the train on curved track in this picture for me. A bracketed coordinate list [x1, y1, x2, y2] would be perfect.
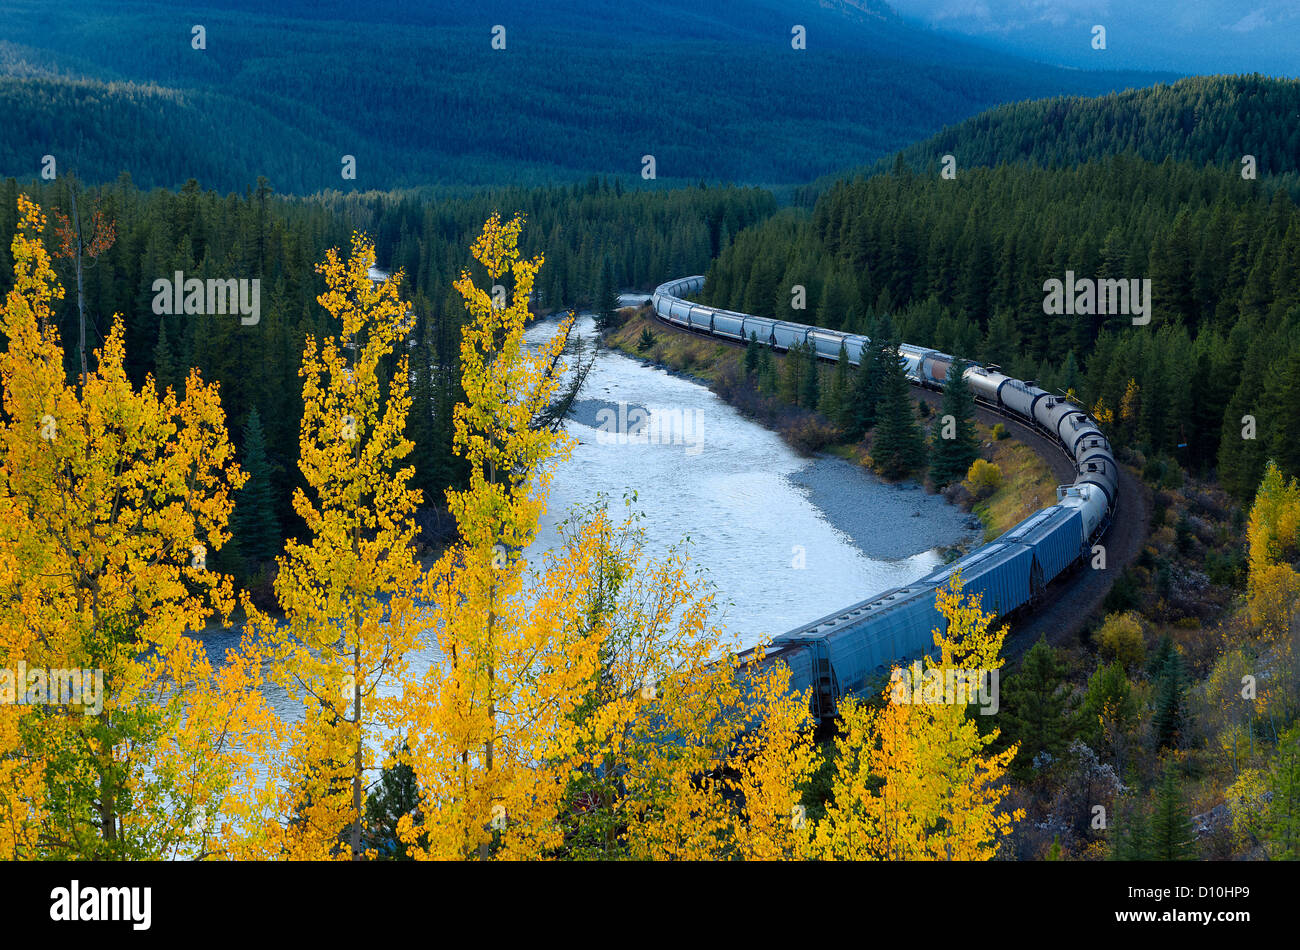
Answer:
[650, 275, 1118, 719]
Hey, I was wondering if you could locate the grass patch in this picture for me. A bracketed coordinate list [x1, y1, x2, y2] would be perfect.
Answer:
[971, 429, 1059, 539]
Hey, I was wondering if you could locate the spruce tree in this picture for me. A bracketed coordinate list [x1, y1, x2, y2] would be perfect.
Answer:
[744, 331, 761, 378]
[870, 331, 928, 478]
[929, 356, 980, 488]
[1001, 638, 1072, 778]
[1148, 634, 1186, 751]
[230, 407, 280, 573]
[1149, 766, 1197, 860]
[153, 317, 178, 395]
[594, 255, 620, 331]
[800, 342, 820, 409]
[1110, 789, 1152, 860]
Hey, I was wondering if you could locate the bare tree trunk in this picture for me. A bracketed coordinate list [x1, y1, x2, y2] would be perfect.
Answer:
[69, 185, 88, 390]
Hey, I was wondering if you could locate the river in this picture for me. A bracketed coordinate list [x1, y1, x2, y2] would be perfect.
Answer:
[199, 305, 979, 718]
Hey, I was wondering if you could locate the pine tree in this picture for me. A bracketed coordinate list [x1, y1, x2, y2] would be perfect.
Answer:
[800, 342, 820, 409]
[929, 357, 979, 489]
[870, 332, 928, 479]
[1000, 638, 1072, 779]
[231, 407, 280, 572]
[1149, 765, 1197, 860]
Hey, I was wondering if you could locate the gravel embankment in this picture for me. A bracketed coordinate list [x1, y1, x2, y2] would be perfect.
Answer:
[788, 456, 982, 560]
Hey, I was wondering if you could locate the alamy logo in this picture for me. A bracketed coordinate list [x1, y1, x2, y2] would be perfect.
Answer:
[151, 271, 260, 325]
[888, 661, 999, 715]
[594, 401, 704, 456]
[1042, 270, 1150, 325]
[0, 662, 103, 715]
[50, 880, 151, 930]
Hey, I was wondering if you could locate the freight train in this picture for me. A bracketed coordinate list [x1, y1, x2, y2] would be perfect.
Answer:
[650, 276, 1118, 719]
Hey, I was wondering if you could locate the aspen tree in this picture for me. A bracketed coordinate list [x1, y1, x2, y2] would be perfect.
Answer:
[811, 578, 1021, 860]
[0, 195, 273, 858]
[398, 214, 603, 859]
[248, 232, 424, 859]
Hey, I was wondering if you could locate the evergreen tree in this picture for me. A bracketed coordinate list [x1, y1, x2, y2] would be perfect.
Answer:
[929, 357, 979, 489]
[1149, 765, 1197, 860]
[230, 407, 280, 573]
[153, 317, 178, 395]
[364, 751, 424, 860]
[1000, 638, 1072, 779]
[594, 255, 620, 331]
[847, 320, 891, 440]
[870, 330, 928, 479]
[821, 342, 852, 426]
[800, 342, 820, 410]
[778, 342, 802, 405]
[1110, 788, 1152, 860]
[1149, 635, 1186, 751]
[744, 331, 761, 378]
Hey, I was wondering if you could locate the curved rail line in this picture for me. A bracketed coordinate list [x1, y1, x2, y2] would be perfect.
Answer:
[650, 276, 1118, 719]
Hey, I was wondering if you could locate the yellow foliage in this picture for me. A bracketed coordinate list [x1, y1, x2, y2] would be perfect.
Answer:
[1095, 612, 1145, 668]
[809, 576, 1021, 860]
[0, 194, 273, 858]
[964, 458, 1003, 499]
[237, 231, 426, 859]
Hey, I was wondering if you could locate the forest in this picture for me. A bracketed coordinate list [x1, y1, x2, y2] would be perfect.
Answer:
[795, 75, 1300, 203]
[0, 0, 1171, 192]
[0, 173, 773, 587]
[705, 153, 1300, 498]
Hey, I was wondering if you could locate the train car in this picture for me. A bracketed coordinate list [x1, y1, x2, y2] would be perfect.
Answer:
[1057, 484, 1109, 541]
[1074, 431, 1113, 462]
[711, 310, 745, 340]
[1076, 454, 1119, 506]
[898, 343, 933, 382]
[1001, 505, 1085, 590]
[741, 314, 777, 344]
[1034, 395, 1089, 445]
[1062, 415, 1109, 457]
[771, 321, 812, 350]
[965, 365, 1012, 406]
[920, 351, 954, 388]
[920, 541, 1037, 623]
[687, 304, 714, 332]
[842, 334, 869, 365]
[999, 378, 1050, 420]
[808, 327, 849, 361]
[772, 583, 944, 705]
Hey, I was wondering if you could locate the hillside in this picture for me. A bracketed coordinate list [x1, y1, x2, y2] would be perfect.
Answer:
[797, 75, 1300, 200]
[0, 0, 1175, 193]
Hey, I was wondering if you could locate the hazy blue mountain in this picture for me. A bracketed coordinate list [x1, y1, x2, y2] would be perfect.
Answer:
[0, 0, 1175, 193]
[887, 0, 1300, 77]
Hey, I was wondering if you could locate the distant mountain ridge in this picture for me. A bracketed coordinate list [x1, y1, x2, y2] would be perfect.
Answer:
[0, 0, 1175, 193]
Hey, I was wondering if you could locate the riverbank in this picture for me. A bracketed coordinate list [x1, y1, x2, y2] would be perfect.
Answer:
[603, 305, 1056, 541]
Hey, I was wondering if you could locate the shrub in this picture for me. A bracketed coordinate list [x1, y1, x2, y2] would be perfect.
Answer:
[1095, 611, 1145, 668]
[964, 458, 1003, 500]
[637, 327, 657, 352]
[991, 422, 1009, 440]
[782, 412, 839, 456]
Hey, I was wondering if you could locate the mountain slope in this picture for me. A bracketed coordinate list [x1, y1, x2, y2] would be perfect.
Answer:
[0, 0, 1175, 193]
[797, 75, 1300, 200]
